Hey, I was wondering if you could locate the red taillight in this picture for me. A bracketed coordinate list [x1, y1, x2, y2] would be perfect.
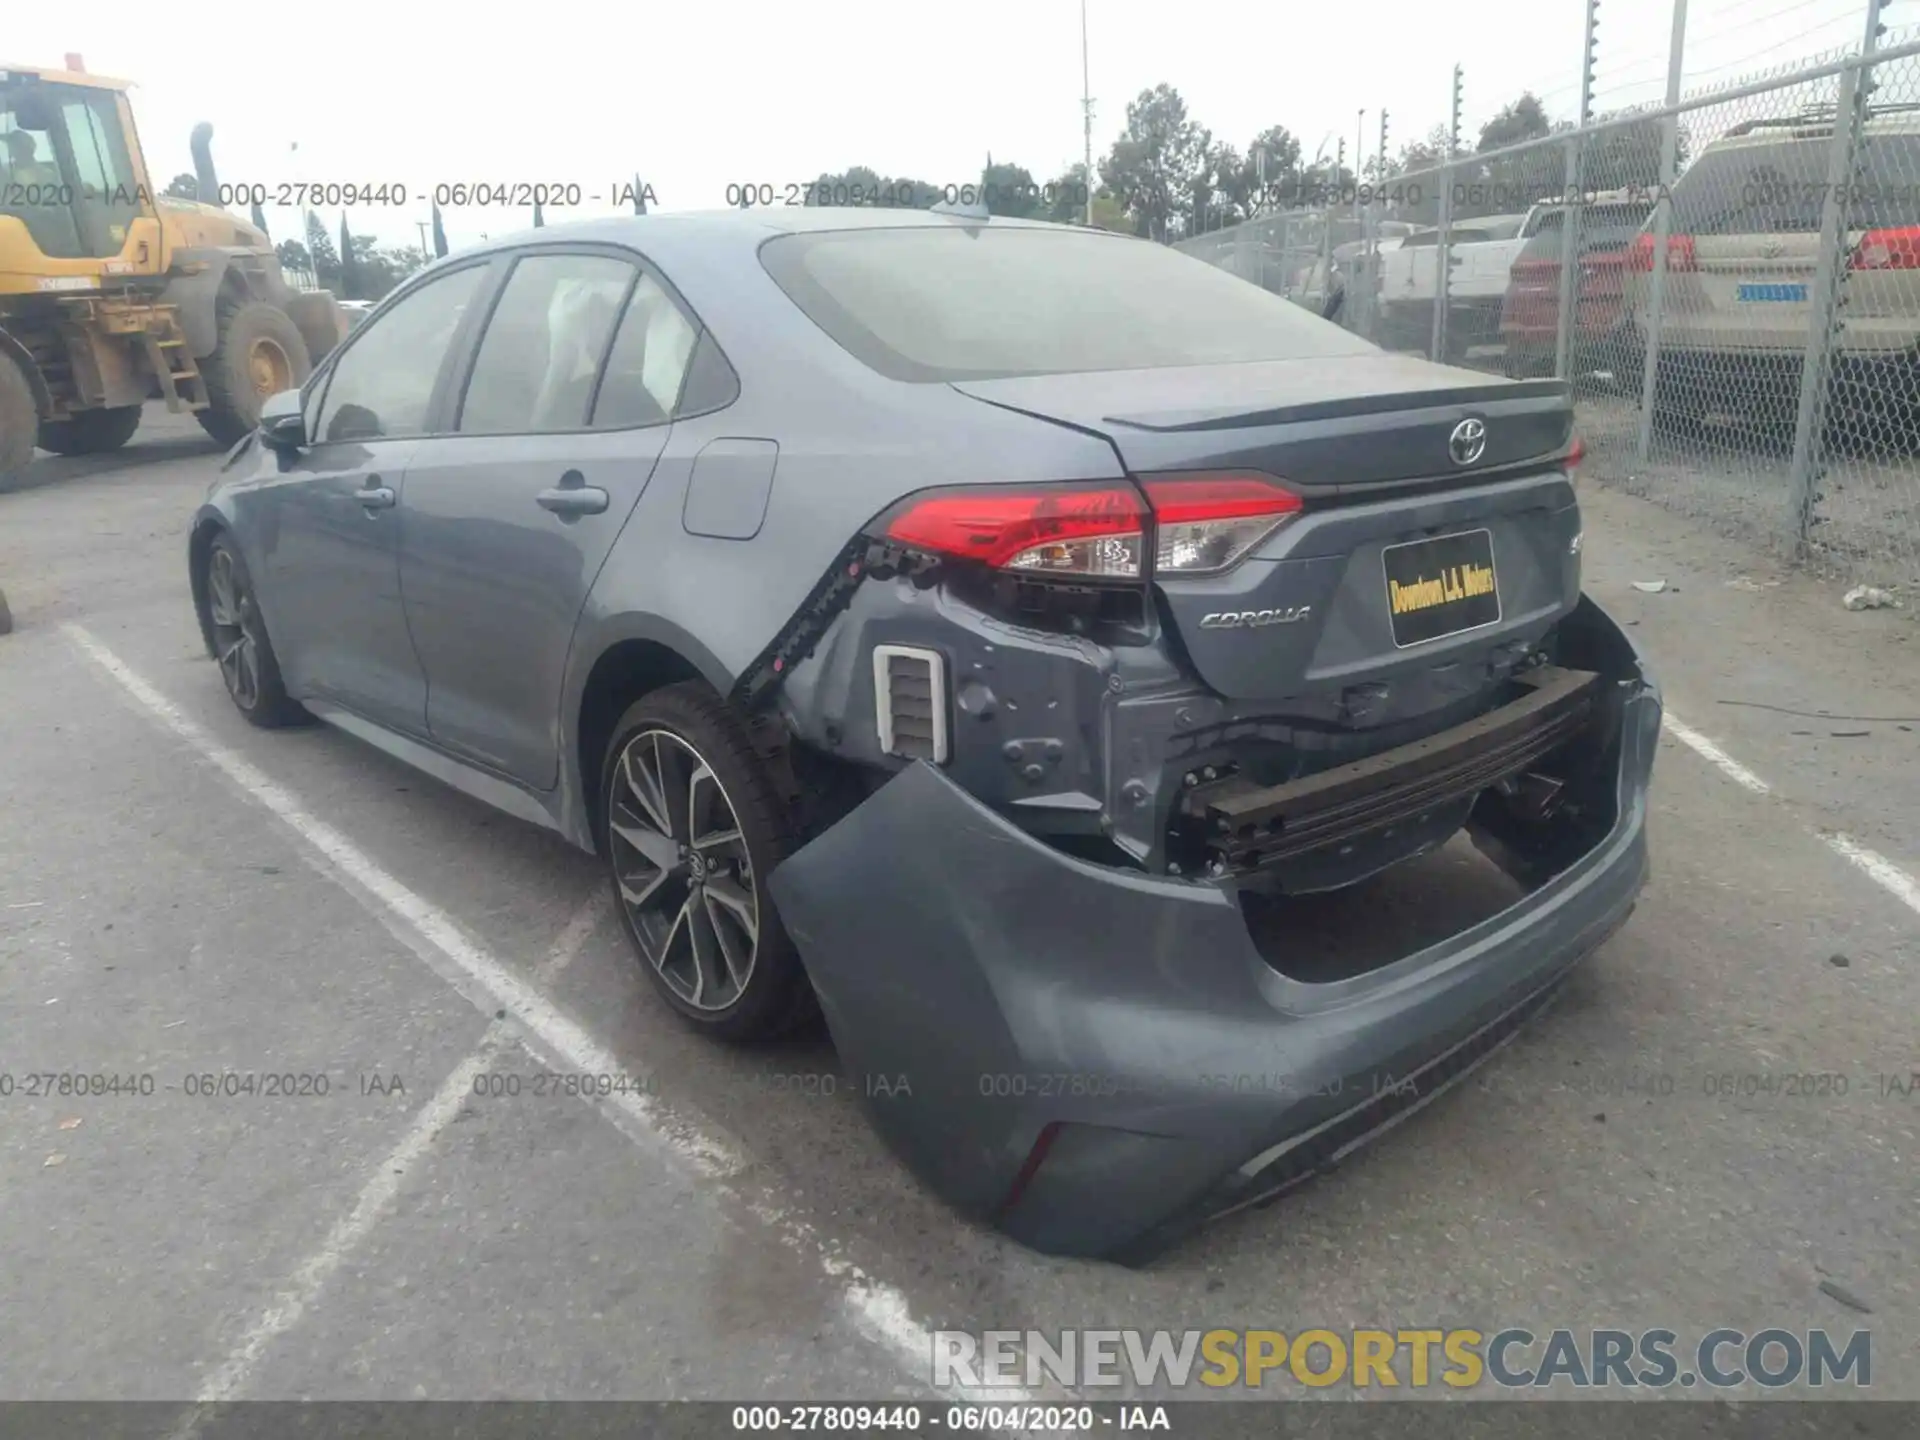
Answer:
[1627, 232, 1696, 272]
[1849, 226, 1920, 270]
[877, 473, 1301, 580]
[1566, 435, 1585, 472]
[880, 483, 1145, 577]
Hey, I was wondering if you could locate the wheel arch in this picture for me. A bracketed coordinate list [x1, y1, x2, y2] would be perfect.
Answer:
[186, 508, 233, 660]
[570, 626, 733, 853]
[163, 250, 283, 359]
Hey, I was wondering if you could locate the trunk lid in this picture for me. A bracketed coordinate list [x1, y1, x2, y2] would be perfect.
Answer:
[950, 353, 1570, 488]
[952, 355, 1579, 706]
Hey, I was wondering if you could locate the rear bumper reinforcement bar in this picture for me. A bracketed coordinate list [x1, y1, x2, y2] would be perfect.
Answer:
[1187, 664, 1602, 867]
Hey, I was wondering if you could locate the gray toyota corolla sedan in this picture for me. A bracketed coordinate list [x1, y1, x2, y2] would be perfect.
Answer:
[189, 206, 1660, 1262]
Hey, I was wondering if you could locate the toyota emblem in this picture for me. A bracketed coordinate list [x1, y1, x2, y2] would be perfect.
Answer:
[1448, 417, 1487, 466]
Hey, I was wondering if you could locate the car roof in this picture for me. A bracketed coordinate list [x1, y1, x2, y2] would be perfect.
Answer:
[453, 206, 1075, 260]
[1701, 110, 1920, 154]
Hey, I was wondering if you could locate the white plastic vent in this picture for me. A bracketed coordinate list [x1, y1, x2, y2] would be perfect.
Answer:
[872, 645, 948, 764]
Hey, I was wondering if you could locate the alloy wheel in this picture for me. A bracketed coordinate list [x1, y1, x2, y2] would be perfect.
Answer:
[607, 729, 760, 1012]
[206, 547, 261, 710]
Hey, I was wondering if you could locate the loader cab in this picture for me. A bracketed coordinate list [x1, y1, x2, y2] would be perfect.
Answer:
[0, 65, 157, 269]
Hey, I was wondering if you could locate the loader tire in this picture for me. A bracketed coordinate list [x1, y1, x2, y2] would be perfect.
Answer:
[0, 350, 36, 492]
[197, 297, 311, 446]
[37, 404, 143, 456]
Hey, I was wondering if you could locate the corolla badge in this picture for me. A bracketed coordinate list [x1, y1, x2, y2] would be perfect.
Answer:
[1199, 606, 1312, 629]
[1448, 417, 1487, 466]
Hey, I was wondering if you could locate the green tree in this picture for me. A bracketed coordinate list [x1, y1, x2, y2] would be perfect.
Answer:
[275, 239, 311, 274]
[1583, 110, 1690, 191]
[303, 213, 341, 289]
[1193, 141, 1250, 230]
[1465, 93, 1563, 217]
[1245, 124, 1302, 196]
[164, 172, 199, 200]
[981, 161, 1039, 217]
[802, 167, 941, 208]
[1099, 84, 1210, 241]
[1039, 163, 1094, 224]
[338, 236, 429, 301]
[1477, 94, 1552, 154]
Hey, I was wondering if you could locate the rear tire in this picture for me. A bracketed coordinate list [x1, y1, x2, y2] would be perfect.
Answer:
[202, 534, 307, 727]
[37, 404, 142, 456]
[601, 682, 818, 1042]
[197, 297, 312, 446]
[0, 350, 36, 491]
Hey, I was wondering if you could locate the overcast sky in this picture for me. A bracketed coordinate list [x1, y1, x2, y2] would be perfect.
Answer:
[13, 0, 1916, 251]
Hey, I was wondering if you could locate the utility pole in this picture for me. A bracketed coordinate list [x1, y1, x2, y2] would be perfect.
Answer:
[1433, 64, 1463, 362]
[1081, 0, 1095, 225]
[415, 220, 429, 258]
[1555, 0, 1601, 377]
[1636, 0, 1690, 461]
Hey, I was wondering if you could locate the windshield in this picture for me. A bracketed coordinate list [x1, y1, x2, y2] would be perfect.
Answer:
[1670, 131, 1920, 233]
[0, 77, 145, 259]
[760, 224, 1378, 381]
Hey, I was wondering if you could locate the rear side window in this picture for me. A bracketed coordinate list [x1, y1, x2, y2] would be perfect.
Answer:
[759, 225, 1376, 382]
[459, 254, 636, 434]
[590, 274, 701, 428]
[1671, 132, 1920, 233]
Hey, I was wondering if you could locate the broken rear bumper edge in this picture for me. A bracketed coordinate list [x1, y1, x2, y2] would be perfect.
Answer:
[767, 601, 1661, 1263]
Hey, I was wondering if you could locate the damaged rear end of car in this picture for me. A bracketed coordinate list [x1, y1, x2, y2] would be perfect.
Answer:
[742, 221, 1660, 1262]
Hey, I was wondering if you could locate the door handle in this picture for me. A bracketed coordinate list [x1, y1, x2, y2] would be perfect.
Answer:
[353, 484, 396, 510]
[536, 471, 610, 517]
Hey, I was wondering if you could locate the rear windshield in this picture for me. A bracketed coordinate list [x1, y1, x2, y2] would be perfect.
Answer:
[1519, 203, 1655, 256]
[758, 224, 1376, 382]
[1670, 132, 1920, 233]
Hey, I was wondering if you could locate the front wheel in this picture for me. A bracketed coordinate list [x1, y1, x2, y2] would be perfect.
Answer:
[203, 534, 307, 727]
[602, 683, 817, 1042]
[0, 350, 36, 491]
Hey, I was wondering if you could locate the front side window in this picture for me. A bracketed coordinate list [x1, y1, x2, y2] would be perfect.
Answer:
[314, 264, 486, 444]
[458, 254, 636, 434]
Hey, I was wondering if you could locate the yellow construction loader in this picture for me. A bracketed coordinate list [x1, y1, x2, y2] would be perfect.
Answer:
[1, 57, 347, 486]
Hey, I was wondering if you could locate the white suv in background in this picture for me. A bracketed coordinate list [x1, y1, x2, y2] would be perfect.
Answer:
[1615, 109, 1920, 423]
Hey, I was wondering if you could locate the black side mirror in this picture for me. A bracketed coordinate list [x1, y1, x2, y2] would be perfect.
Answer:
[257, 389, 307, 450]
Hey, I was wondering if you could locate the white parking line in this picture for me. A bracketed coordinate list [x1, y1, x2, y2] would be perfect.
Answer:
[1666, 712, 1920, 919]
[65, 625, 1033, 1410]
[170, 892, 608, 1422]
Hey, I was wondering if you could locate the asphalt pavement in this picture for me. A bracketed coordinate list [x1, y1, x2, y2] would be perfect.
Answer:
[1, 405, 1915, 1408]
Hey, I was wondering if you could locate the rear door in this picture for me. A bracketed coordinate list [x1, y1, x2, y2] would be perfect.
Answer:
[396, 245, 703, 788]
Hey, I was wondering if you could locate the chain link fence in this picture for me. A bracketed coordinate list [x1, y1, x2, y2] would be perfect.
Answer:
[1175, 21, 1920, 597]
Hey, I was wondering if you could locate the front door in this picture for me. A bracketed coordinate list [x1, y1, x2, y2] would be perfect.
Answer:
[255, 260, 489, 734]
[398, 249, 701, 788]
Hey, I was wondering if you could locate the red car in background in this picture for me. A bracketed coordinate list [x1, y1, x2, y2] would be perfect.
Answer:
[1500, 196, 1655, 377]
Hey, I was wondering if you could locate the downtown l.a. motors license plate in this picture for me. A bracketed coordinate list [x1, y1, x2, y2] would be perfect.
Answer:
[1382, 528, 1500, 647]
